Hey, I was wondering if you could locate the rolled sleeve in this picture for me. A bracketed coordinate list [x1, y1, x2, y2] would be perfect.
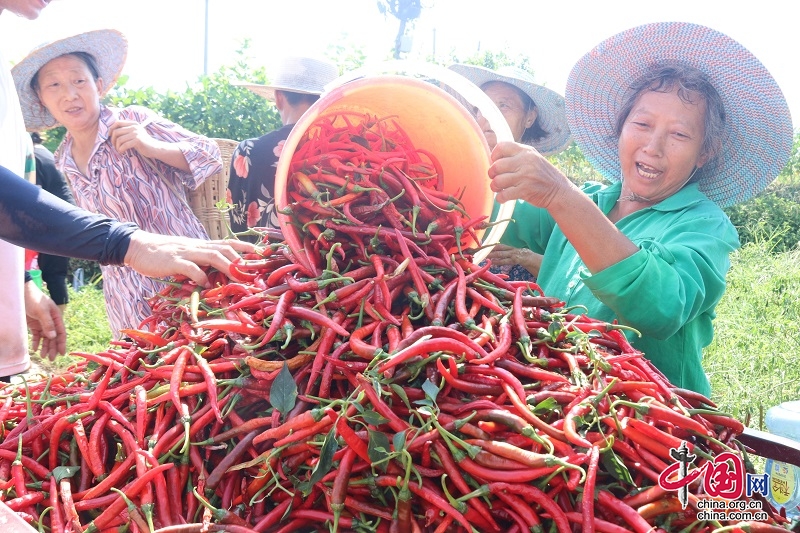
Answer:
[174, 138, 222, 190]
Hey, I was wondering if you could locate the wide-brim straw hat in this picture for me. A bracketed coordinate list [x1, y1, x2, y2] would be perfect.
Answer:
[233, 56, 339, 101]
[12, 29, 128, 132]
[448, 63, 572, 156]
[565, 21, 793, 208]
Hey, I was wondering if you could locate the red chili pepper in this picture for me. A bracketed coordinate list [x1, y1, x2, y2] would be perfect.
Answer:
[373, 475, 472, 532]
[431, 440, 500, 531]
[327, 409, 370, 463]
[48, 475, 64, 533]
[564, 401, 596, 449]
[85, 412, 110, 479]
[436, 357, 502, 395]
[59, 478, 83, 533]
[168, 346, 192, 414]
[78, 452, 138, 501]
[377, 336, 484, 374]
[596, 490, 654, 533]
[582, 445, 600, 533]
[501, 381, 567, 443]
[83, 462, 175, 533]
[251, 407, 325, 445]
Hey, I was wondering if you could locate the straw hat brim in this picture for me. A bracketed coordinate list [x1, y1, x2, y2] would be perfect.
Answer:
[449, 63, 572, 156]
[565, 22, 793, 208]
[11, 29, 128, 132]
[231, 82, 325, 101]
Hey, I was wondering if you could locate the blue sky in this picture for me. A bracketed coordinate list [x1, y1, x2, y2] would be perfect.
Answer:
[2, 0, 797, 129]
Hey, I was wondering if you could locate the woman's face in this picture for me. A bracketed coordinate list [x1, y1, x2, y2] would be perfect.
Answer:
[0, 0, 51, 19]
[618, 87, 709, 202]
[35, 54, 103, 133]
[480, 81, 537, 144]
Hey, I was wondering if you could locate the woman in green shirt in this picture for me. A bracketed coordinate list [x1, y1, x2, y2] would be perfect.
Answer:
[490, 22, 792, 395]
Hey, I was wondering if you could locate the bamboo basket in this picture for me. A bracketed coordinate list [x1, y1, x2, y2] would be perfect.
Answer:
[187, 138, 238, 240]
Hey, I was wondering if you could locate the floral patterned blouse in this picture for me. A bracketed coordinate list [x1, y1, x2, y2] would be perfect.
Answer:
[57, 105, 221, 337]
[226, 123, 294, 241]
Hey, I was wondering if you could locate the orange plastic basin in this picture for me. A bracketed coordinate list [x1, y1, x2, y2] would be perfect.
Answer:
[274, 75, 503, 271]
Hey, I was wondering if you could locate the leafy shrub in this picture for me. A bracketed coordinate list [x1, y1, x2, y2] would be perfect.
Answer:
[107, 44, 282, 142]
[724, 182, 800, 253]
[551, 142, 606, 185]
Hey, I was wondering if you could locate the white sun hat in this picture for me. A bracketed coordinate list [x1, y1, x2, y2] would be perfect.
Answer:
[11, 29, 127, 132]
[233, 56, 339, 101]
[448, 63, 572, 156]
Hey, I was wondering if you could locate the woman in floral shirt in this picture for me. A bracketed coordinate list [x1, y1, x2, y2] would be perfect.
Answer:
[228, 56, 338, 242]
[13, 30, 221, 337]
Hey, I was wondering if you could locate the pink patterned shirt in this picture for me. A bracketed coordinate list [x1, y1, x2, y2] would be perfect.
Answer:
[57, 105, 221, 336]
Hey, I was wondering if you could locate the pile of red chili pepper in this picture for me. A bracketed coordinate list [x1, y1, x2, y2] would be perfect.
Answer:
[0, 111, 791, 533]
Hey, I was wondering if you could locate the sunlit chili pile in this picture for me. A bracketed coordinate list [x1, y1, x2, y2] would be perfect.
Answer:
[0, 111, 790, 533]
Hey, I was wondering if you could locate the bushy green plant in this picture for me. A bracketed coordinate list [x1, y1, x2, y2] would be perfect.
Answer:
[704, 241, 800, 427]
[107, 43, 281, 142]
[35, 285, 112, 373]
[550, 142, 606, 185]
[724, 182, 800, 253]
[778, 131, 800, 184]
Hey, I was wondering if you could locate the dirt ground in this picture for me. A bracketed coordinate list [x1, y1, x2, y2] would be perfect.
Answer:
[10, 357, 53, 385]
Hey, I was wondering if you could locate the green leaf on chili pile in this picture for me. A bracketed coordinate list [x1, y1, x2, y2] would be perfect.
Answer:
[271, 362, 297, 418]
[361, 409, 389, 427]
[389, 384, 411, 409]
[392, 431, 406, 453]
[297, 426, 338, 496]
[350, 135, 371, 149]
[600, 448, 634, 486]
[368, 429, 392, 470]
[52, 465, 81, 482]
[531, 397, 560, 415]
[422, 378, 440, 403]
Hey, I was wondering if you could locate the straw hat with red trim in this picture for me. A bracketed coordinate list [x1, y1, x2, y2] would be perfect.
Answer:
[233, 56, 338, 101]
[565, 21, 792, 208]
[12, 29, 128, 132]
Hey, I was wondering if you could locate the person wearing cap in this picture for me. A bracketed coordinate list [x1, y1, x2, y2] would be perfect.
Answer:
[488, 23, 792, 395]
[228, 56, 339, 241]
[12, 29, 226, 339]
[449, 64, 571, 282]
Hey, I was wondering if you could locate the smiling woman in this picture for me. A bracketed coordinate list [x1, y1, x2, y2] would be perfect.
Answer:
[491, 21, 793, 395]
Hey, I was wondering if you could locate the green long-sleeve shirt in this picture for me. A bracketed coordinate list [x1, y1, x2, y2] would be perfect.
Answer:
[498, 181, 740, 395]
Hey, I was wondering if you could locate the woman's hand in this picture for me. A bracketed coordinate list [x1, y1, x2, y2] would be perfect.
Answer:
[109, 119, 191, 171]
[488, 142, 571, 208]
[123, 231, 260, 287]
[24, 281, 66, 361]
[109, 119, 160, 157]
[487, 244, 543, 277]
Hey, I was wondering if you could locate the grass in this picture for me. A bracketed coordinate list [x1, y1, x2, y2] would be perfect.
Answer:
[704, 242, 800, 428]
[40, 239, 800, 432]
[31, 283, 112, 374]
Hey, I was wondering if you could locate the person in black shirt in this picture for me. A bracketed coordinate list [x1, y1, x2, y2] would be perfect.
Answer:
[31, 131, 74, 313]
[228, 56, 338, 241]
[0, 164, 258, 361]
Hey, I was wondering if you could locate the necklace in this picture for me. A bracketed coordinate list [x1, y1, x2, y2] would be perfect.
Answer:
[617, 191, 654, 203]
